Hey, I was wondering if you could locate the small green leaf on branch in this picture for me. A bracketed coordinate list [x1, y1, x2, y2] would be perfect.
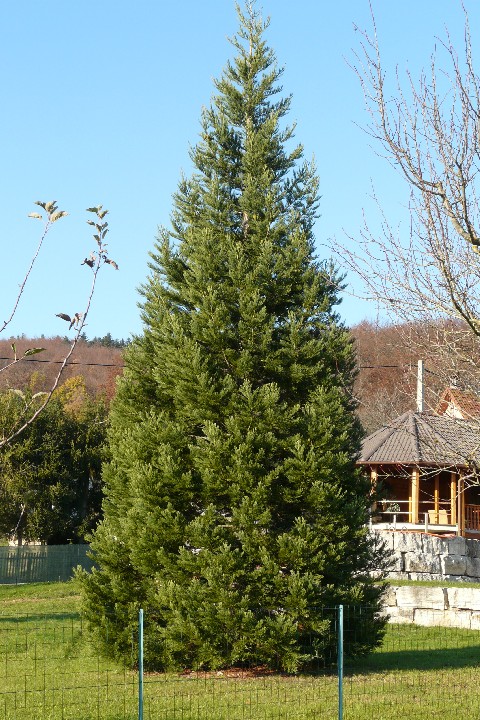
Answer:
[23, 348, 45, 357]
[50, 211, 68, 223]
[104, 257, 119, 270]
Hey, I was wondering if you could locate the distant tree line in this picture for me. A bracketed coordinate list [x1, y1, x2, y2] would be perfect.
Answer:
[78, 332, 131, 349]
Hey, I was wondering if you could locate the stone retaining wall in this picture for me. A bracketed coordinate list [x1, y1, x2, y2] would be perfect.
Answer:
[373, 529, 480, 582]
[384, 585, 480, 629]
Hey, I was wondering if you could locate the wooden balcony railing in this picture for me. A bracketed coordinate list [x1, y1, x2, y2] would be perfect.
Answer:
[465, 505, 480, 531]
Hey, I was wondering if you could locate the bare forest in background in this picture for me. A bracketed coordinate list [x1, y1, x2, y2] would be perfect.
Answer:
[0, 336, 125, 403]
[352, 321, 476, 435]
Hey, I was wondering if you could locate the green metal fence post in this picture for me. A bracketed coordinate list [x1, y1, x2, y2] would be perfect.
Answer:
[338, 605, 343, 720]
[139, 609, 144, 720]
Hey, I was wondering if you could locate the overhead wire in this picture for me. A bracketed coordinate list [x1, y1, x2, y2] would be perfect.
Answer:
[0, 357, 442, 372]
[0, 356, 124, 369]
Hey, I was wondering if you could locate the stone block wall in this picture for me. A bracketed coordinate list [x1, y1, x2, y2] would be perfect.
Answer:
[372, 529, 480, 582]
[384, 584, 480, 629]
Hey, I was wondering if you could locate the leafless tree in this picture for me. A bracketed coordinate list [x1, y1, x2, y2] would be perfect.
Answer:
[337, 4, 480, 409]
[0, 203, 117, 449]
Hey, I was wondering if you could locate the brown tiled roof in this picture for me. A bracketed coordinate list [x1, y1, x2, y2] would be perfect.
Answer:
[436, 387, 480, 420]
[359, 411, 480, 467]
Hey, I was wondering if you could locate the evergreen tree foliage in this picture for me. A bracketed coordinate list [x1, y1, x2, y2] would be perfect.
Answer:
[80, 3, 387, 672]
[0, 376, 107, 544]
[81, 332, 131, 348]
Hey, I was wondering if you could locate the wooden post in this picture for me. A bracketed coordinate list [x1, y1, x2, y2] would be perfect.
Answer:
[434, 475, 440, 524]
[411, 468, 419, 524]
[457, 474, 465, 537]
[450, 472, 457, 526]
[370, 468, 378, 513]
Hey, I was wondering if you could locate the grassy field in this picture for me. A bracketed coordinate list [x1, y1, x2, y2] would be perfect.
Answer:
[0, 582, 479, 719]
[383, 577, 480, 589]
[0, 579, 80, 612]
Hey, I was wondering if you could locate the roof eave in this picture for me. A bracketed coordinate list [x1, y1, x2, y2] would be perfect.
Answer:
[356, 459, 470, 469]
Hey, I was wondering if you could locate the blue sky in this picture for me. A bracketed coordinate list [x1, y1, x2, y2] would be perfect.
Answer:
[1, 1, 478, 341]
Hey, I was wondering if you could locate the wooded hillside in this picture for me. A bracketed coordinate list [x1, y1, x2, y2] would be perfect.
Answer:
[352, 320, 478, 433]
[0, 336, 125, 402]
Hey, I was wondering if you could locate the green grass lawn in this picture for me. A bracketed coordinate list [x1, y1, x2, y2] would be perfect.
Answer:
[0, 579, 80, 613]
[383, 577, 480, 589]
[0, 582, 479, 719]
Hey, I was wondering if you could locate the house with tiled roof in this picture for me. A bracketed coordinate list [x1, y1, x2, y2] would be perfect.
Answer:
[358, 403, 480, 538]
[435, 385, 480, 420]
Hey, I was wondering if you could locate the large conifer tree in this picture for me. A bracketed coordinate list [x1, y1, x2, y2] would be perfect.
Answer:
[80, 3, 386, 672]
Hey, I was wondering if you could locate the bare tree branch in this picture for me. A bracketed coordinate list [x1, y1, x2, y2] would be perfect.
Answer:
[337, 6, 480, 337]
[0, 204, 117, 449]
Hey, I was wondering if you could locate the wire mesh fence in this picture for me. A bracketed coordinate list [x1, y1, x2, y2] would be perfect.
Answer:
[0, 610, 137, 720]
[1, 604, 480, 719]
